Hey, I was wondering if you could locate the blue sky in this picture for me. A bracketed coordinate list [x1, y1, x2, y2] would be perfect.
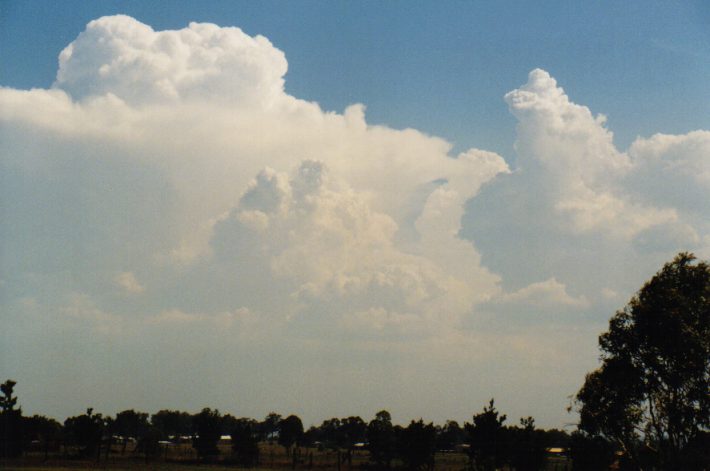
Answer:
[1, 1, 710, 428]
[3, 1, 710, 157]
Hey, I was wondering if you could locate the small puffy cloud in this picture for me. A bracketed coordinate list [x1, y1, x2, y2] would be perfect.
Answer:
[627, 131, 710, 212]
[147, 307, 255, 332]
[114, 271, 145, 294]
[60, 293, 123, 335]
[467, 278, 591, 333]
[498, 278, 589, 309]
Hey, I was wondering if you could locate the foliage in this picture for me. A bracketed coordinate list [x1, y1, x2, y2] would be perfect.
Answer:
[397, 419, 437, 470]
[0, 380, 18, 412]
[259, 412, 282, 441]
[0, 380, 23, 458]
[191, 408, 222, 460]
[23, 414, 62, 455]
[339, 416, 367, 449]
[277, 414, 304, 454]
[435, 420, 465, 451]
[0, 381, 579, 469]
[465, 399, 507, 471]
[312, 417, 342, 449]
[110, 409, 150, 454]
[230, 418, 260, 467]
[150, 409, 192, 440]
[112, 409, 150, 438]
[507, 417, 547, 471]
[137, 425, 162, 461]
[367, 410, 396, 467]
[575, 253, 710, 469]
[568, 431, 615, 471]
[678, 431, 710, 471]
[63, 408, 105, 458]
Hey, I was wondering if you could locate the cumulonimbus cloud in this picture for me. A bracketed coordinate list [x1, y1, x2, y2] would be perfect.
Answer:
[2, 15, 709, 426]
[0, 15, 508, 337]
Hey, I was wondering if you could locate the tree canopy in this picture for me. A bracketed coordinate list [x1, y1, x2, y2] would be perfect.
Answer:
[465, 399, 508, 471]
[230, 418, 260, 467]
[0, 380, 23, 458]
[277, 414, 304, 454]
[575, 252, 710, 469]
[368, 410, 396, 467]
[192, 408, 222, 460]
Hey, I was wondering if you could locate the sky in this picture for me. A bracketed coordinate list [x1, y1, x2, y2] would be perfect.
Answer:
[1, 1, 710, 429]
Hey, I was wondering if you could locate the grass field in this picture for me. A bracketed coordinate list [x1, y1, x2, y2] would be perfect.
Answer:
[2, 441, 570, 470]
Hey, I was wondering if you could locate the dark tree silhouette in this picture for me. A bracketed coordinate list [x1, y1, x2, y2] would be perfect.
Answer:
[0, 380, 18, 412]
[150, 409, 192, 440]
[23, 415, 62, 459]
[278, 414, 303, 456]
[136, 425, 162, 463]
[508, 417, 546, 471]
[221, 414, 240, 435]
[340, 416, 367, 461]
[315, 417, 342, 449]
[679, 431, 710, 470]
[259, 412, 282, 442]
[398, 419, 437, 470]
[568, 431, 615, 471]
[465, 399, 507, 471]
[110, 409, 149, 454]
[574, 253, 710, 469]
[0, 380, 23, 458]
[230, 418, 260, 467]
[63, 408, 105, 458]
[191, 408, 222, 461]
[368, 410, 396, 468]
[302, 425, 319, 448]
[436, 420, 465, 451]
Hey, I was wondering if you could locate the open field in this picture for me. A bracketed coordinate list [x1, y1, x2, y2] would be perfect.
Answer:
[2, 442, 571, 471]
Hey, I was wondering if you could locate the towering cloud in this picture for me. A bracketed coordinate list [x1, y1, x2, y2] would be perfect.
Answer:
[1, 16, 708, 426]
[55, 15, 288, 106]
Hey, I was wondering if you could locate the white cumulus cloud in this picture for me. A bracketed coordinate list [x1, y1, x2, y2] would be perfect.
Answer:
[2, 15, 709, 427]
[114, 271, 145, 294]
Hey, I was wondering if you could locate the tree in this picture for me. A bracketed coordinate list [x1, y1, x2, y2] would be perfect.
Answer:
[465, 399, 508, 471]
[575, 253, 710, 469]
[568, 431, 615, 471]
[314, 417, 342, 449]
[340, 416, 367, 451]
[259, 412, 282, 442]
[436, 420, 465, 451]
[398, 419, 437, 470]
[508, 417, 546, 471]
[230, 418, 260, 467]
[63, 408, 105, 458]
[110, 409, 150, 454]
[136, 425, 162, 463]
[151, 409, 192, 440]
[0, 380, 23, 458]
[23, 415, 62, 460]
[192, 408, 222, 460]
[0, 380, 18, 412]
[278, 415, 304, 455]
[367, 410, 396, 468]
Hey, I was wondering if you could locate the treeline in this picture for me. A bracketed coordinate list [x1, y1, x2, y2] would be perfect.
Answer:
[2, 379, 617, 470]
